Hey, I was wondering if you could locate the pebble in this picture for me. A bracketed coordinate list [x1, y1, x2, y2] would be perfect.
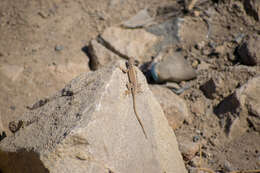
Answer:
[193, 135, 200, 142]
[192, 60, 199, 68]
[195, 41, 205, 50]
[55, 45, 64, 51]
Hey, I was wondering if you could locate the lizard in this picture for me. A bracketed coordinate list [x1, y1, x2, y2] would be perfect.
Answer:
[120, 57, 148, 139]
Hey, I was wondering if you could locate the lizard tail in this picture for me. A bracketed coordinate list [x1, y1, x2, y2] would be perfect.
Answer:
[132, 93, 148, 139]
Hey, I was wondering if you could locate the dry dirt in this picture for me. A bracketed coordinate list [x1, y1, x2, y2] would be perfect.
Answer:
[0, 0, 260, 172]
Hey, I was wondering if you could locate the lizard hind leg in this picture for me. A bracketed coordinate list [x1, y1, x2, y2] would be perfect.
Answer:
[124, 82, 133, 96]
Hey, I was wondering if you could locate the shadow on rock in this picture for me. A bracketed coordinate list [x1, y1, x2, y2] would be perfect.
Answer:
[0, 149, 49, 173]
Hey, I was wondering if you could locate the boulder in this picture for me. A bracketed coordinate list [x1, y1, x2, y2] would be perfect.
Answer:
[100, 27, 158, 62]
[0, 61, 187, 173]
[150, 85, 192, 129]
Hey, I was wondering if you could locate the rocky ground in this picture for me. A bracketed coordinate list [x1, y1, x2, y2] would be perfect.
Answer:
[0, 0, 260, 172]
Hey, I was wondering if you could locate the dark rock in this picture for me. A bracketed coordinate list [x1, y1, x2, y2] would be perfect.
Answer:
[200, 79, 216, 99]
[243, 0, 260, 21]
[247, 116, 260, 132]
[237, 35, 260, 66]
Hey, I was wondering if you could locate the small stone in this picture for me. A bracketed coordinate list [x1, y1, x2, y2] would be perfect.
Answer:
[193, 135, 200, 142]
[189, 156, 201, 167]
[193, 10, 200, 17]
[195, 41, 205, 50]
[190, 99, 206, 116]
[202, 48, 211, 55]
[10, 105, 16, 111]
[191, 60, 199, 68]
[179, 138, 201, 160]
[55, 45, 64, 51]
[8, 120, 24, 133]
[165, 82, 181, 90]
[197, 61, 211, 71]
[214, 45, 226, 56]
[200, 79, 216, 99]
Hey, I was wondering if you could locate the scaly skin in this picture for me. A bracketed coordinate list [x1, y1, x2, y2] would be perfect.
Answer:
[125, 57, 147, 139]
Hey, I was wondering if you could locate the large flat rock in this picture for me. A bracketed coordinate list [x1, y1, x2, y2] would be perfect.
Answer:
[0, 60, 187, 173]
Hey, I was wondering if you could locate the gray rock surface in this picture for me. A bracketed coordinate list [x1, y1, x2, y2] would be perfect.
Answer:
[147, 16, 208, 49]
[150, 85, 192, 129]
[100, 27, 159, 62]
[0, 61, 187, 173]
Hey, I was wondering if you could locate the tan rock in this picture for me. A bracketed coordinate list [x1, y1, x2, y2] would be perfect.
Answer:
[227, 117, 248, 140]
[179, 139, 200, 160]
[88, 39, 121, 70]
[150, 85, 192, 129]
[0, 61, 187, 173]
[101, 27, 158, 62]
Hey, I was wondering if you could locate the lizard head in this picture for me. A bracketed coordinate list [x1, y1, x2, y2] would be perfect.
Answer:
[128, 57, 135, 65]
